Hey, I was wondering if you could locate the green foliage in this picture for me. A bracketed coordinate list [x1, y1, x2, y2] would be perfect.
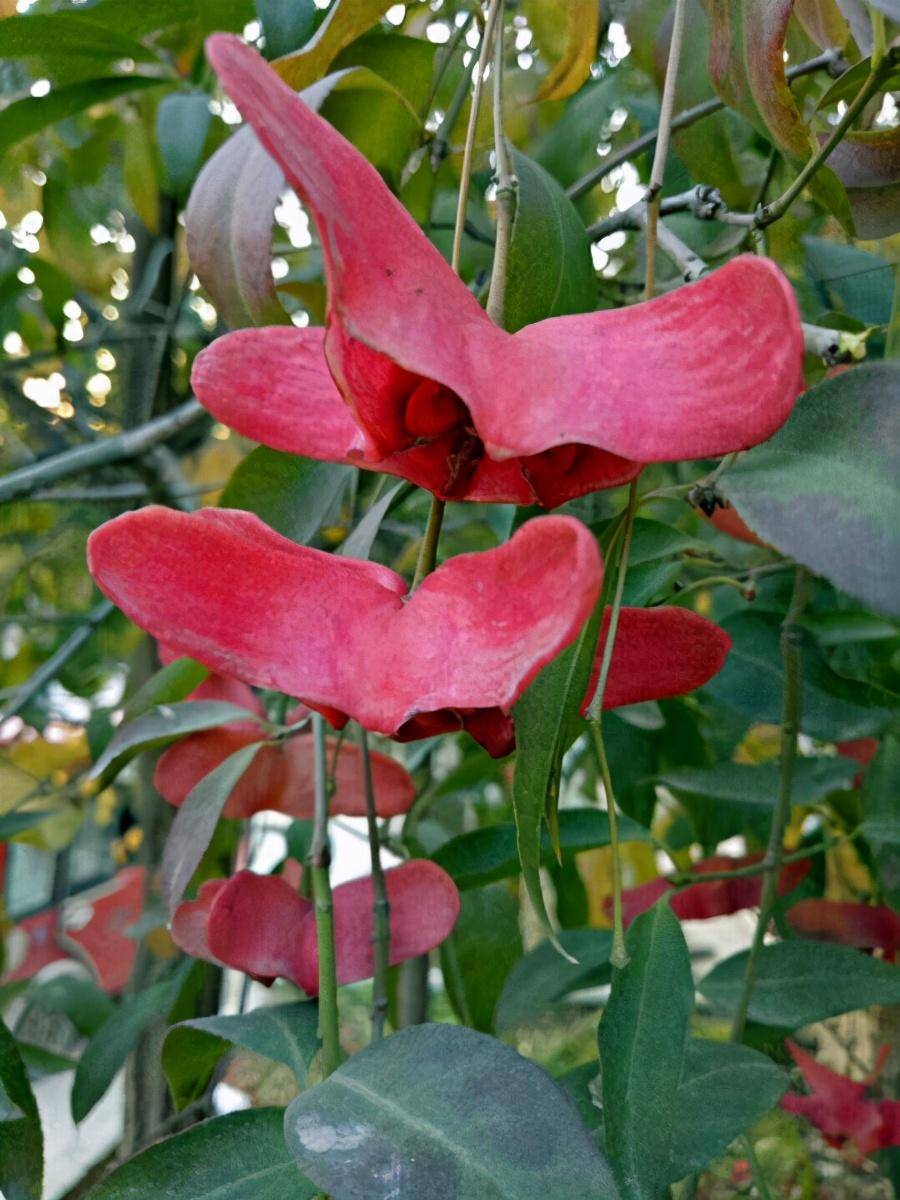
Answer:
[0, 1018, 43, 1200]
[220, 448, 352, 545]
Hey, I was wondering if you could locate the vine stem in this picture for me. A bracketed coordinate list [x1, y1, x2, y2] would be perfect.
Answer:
[359, 726, 390, 1041]
[311, 712, 342, 1075]
[729, 568, 811, 1043]
[757, 50, 898, 228]
[643, 0, 687, 299]
[585, 480, 639, 970]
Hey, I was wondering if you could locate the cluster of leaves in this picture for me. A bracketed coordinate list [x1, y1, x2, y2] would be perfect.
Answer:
[0, 1, 898, 1199]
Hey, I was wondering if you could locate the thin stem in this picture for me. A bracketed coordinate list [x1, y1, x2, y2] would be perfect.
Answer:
[0, 398, 204, 504]
[758, 51, 898, 228]
[311, 712, 341, 1076]
[744, 1135, 775, 1200]
[589, 720, 629, 970]
[486, 10, 516, 326]
[644, 0, 687, 299]
[0, 599, 114, 724]
[870, 5, 886, 71]
[451, 0, 503, 273]
[427, 29, 477, 172]
[729, 568, 811, 1043]
[566, 49, 844, 200]
[358, 726, 390, 1042]
[669, 830, 860, 889]
[586, 480, 639, 721]
[412, 496, 446, 590]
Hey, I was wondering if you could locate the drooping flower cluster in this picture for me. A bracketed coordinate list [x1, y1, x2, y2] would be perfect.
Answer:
[84, 32, 806, 988]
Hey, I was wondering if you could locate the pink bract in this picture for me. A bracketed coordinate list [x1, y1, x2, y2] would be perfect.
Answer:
[190, 35, 804, 508]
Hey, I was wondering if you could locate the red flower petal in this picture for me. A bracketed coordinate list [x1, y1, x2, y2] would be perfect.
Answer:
[204, 35, 802, 474]
[192, 326, 641, 507]
[170, 877, 227, 962]
[786, 899, 900, 959]
[292, 860, 460, 994]
[206, 870, 312, 987]
[614, 854, 810, 926]
[155, 720, 415, 819]
[583, 606, 731, 713]
[88, 508, 601, 753]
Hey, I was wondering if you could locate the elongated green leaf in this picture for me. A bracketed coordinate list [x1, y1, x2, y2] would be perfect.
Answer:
[0, 77, 162, 159]
[339, 481, 409, 560]
[656, 757, 858, 808]
[85, 1108, 316, 1199]
[598, 903, 693, 1200]
[220, 449, 352, 545]
[440, 885, 522, 1033]
[700, 941, 900, 1027]
[272, 0, 397, 89]
[0, 811, 50, 840]
[120, 657, 210, 723]
[284, 1024, 619, 1199]
[862, 734, 900, 905]
[0, 1018, 43, 1200]
[432, 808, 649, 892]
[91, 700, 262, 781]
[255, 0, 317, 59]
[512, 607, 602, 933]
[670, 1039, 787, 1179]
[502, 148, 596, 333]
[703, 613, 892, 741]
[156, 92, 213, 198]
[0, 12, 158, 64]
[722, 364, 900, 617]
[494, 929, 613, 1034]
[163, 1003, 320, 1110]
[161, 742, 263, 913]
[72, 978, 178, 1123]
[26, 976, 114, 1038]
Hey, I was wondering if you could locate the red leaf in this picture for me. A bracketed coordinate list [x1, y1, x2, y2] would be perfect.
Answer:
[198, 34, 802, 505]
[786, 898, 900, 959]
[88, 508, 601, 756]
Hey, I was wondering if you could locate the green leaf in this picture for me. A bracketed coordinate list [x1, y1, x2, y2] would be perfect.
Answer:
[656, 757, 858, 808]
[219, 449, 352, 545]
[669, 1039, 787, 1179]
[120, 657, 210, 723]
[26, 976, 114, 1038]
[156, 92, 213, 198]
[432, 808, 650, 891]
[512, 606, 602, 933]
[494, 929, 613, 1034]
[72, 978, 181, 1123]
[163, 1002, 320, 1110]
[0, 11, 158, 66]
[440, 885, 523, 1033]
[255, 0, 317, 59]
[284, 1024, 619, 1200]
[0, 76, 162, 159]
[700, 940, 900, 1027]
[84, 1108, 316, 1199]
[91, 700, 263, 781]
[598, 902, 693, 1200]
[339, 481, 409, 560]
[161, 741, 263, 913]
[0, 1018, 43, 1200]
[862, 734, 900, 905]
[703, 612, 892, 741]
[0, 811, 51, 840]
[502, 147, 596, 333]
[17, 1042, 76, 1081]
[722, 364, 900, 617]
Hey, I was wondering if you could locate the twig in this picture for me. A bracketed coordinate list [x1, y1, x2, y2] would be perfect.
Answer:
[669, 829, 861, 888]
[0, 599, 115, 724]
[0, 398, 204, 504]
[25, 481, 222, 503]
[638, 208, 708, 283]
[802, 322, 871, 365]
[586, 185, 725, 240]
[311, 712, 342, 1076]
[644, 0, 687, 298]
[451, 0, 503, 273]
[729, 567, 811, 1043]
[566, 49, 845, 201]
[486, 11, 516, 327]
[359, 727, 390, 1042]
[757, 49, 899, 228]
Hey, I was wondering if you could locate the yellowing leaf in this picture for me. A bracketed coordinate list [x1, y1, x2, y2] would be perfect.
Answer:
[272, 0, 398, 90]
[526, 0, 601, 102]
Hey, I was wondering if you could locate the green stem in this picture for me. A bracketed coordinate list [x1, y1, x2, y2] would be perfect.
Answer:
[870, 5, 886, 71]
[643, 0, 687, 299]
[669, 828, 860, 888]
[358, 726, 390, 1042]
[486, 8, 516, 326]
[758, 52, 897, 227]
[586, 480, 639, 721]
[311, 713, 341, 1076]
[743, 1135, 775, 1200]
[412, 497, 446, 590]
[589, 720, 629, 970]
[729, 567, 811, 1043]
